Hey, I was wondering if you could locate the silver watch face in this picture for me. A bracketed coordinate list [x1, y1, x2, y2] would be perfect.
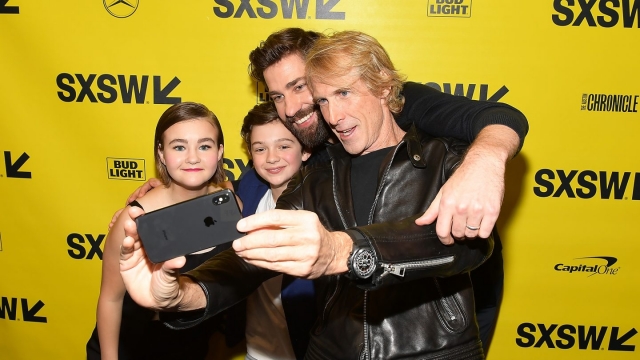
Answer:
[353, 249, 376, 278]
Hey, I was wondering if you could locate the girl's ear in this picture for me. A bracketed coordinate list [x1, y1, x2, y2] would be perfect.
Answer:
[218, 144, 224, 161]
[158, 145, 166, 166]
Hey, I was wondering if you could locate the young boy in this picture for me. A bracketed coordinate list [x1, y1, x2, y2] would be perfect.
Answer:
[234, 102, 310, 360]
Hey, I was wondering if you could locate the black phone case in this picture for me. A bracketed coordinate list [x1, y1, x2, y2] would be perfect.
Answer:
[135, 189, 243, 263]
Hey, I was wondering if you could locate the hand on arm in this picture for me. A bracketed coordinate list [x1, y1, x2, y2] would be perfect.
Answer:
[108, 178, 162, 231]
[416, 125, 519, 244]
[233, 209, 352, 278]
[119, 206, 206, 311]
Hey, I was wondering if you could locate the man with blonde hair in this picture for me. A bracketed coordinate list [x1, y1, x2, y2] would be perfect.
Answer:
[120, 30, 492, 359]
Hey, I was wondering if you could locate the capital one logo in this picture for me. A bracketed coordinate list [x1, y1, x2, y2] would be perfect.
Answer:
[56, 73, 181, 104]
[552, 0, 640, 28]
[213, 0, 345, 19]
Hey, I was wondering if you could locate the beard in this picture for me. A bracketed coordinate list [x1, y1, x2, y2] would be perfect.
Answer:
[284, 106, 331, 149]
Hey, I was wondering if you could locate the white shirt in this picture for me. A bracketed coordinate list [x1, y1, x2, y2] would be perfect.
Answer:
[245, 189, 297, 360]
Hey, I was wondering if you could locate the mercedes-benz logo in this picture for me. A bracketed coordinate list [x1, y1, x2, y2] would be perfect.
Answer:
[103, 0, 139, 18]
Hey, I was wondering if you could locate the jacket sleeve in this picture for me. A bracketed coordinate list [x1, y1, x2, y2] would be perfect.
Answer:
[344, 135, 494, 290]
[163, 247, 278, 330]
[396, 81, 529, 153]
[344, 220, 493, 290]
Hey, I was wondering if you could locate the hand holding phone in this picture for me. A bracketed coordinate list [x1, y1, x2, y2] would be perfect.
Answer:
[136, 189, 243, 263]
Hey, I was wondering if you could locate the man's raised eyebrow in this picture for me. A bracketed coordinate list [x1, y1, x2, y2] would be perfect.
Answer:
[286, 76, 306, 89]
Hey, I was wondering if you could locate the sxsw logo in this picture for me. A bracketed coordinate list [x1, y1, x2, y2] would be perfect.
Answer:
[427, 0, 472, 18]
[425, 82, 509, 102]
[223, 158, 252, 181]
[213, 0, 345, 19]
[534, 169, 640, 200]
[0, 297, 47, 323]
[517, 323, 637, 352]
[554, 256, 621, 277]
[0, 0, 18, 14]
[581, 93, 639, 112]
[2, 151, 31, 179]
[67, 233, 105, 260]
[107, 158, 145, 181]
[552, 0, 640, 28]
[56, 74, 181, 104]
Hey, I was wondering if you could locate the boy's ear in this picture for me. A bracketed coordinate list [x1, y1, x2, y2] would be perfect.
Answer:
[301, 149, 312, 162]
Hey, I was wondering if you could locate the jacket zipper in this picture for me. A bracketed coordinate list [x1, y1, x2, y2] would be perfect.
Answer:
[360, 141, 404, 360]
[379, 256, 455, 279]
[361, 290, 369, 360]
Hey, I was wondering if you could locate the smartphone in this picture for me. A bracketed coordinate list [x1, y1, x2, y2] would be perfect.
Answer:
[135, 189, 243, 263]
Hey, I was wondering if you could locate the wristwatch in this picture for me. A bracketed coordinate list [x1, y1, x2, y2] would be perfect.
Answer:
[345, 230, 377, 280]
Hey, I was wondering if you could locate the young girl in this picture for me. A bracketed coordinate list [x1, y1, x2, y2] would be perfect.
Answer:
[87, 102, 229, 360]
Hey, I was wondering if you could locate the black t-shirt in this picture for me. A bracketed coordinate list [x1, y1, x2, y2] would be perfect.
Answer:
[350, 147, 392, 226]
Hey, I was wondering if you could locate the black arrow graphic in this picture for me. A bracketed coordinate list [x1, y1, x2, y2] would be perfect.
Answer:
[4, 151, 31, 178]
[608, 327, 637, 351]
[153, 76, 181, 104]
[0, 0, 19, 14]
[21, 299, 47, 323]
[316, 0, 345, 19]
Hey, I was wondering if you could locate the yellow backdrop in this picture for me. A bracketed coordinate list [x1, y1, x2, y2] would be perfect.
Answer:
[1, 1, 638, 359]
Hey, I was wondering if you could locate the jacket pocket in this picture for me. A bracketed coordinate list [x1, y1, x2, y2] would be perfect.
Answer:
[433, 277, 468, 333]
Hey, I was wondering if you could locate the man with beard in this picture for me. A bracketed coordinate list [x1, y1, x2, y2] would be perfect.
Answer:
[233, 28, 527, 355]
[117, 28, 527, 357]
[119, 30, 496, 359]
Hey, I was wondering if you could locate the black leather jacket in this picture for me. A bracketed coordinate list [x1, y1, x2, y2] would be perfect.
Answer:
[176, 126, 493, 359]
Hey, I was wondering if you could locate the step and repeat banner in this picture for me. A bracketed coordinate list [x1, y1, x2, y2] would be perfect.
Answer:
[1, 1, 638, 359]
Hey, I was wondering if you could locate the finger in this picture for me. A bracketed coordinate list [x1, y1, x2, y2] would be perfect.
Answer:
[126, 188, 141, 206]
[477, 213, 498, 239]
[450, 210, 468, 241]
[139, 178, 161, 197]
[237, 209, 311, 233]
[236, 244, 305, 263]
[127, 206, 145, 221]
[415, 191, 442, 226]
[163, 256, 187, 272]
[434, 200, 456, 245]
[109, 208, 124, 231]
[463, 218, 482, 239]
[123, 208, 144, 240]
[120, 236, 135, 260]
[233, 229, 291, 252]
